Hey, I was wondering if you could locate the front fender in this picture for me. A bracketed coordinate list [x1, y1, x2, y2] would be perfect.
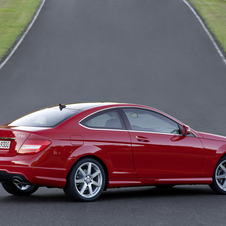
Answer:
[202, 140, 226, 177]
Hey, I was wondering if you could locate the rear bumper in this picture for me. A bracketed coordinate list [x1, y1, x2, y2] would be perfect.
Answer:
[0, 156, 67, 188]
[0, 171, 29, 183]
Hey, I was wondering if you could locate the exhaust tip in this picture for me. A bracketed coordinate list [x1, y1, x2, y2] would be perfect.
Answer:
[12, 177, 32, 191]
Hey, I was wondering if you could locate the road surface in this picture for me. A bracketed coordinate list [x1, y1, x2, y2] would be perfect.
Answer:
[0, 0, 226, 225]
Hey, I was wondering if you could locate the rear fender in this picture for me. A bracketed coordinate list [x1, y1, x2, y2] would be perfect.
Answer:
[66, 145, 113, 177]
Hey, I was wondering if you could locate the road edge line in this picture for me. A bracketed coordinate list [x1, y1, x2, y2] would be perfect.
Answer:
[183, 0, 226, 66]
[0, 0, 46, 70]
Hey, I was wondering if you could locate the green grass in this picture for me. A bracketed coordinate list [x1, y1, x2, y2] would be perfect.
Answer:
[0, 0, 41, 61]
[189, 0, 226, 52]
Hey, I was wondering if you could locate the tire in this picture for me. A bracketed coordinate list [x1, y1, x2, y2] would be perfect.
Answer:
[155, 185, 175, 189]
[64, 158, 106, 202]
[2, 181, 39, 196]
[209, 156, 226, 194]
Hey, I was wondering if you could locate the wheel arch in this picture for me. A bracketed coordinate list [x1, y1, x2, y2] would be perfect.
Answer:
[214, 153, 226, 171]
[213, 148, 226, 173]
[202, 144, 226, 178]
[207, 152, 226, 183]
[209, 154, 226, 194]
[66, 155, 109, 190]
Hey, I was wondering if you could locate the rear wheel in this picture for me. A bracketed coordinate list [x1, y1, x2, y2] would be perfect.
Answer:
[64, 158, 106, 202]
[210, 156, 226, 194]
[2, 181, 39, 196]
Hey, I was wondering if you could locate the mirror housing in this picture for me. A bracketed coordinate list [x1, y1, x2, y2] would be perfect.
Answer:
[182, 125, 191, 136]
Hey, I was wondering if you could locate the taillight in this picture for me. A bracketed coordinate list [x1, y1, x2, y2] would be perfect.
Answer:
[18, 139, 51, 154]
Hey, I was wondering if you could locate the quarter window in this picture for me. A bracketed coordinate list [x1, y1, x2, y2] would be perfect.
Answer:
[81, 109, 124, 129]
[123, 108, 180, 134]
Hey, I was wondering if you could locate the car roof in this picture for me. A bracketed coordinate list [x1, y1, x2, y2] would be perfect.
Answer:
[54, 102, 184, 126]
[50, 102, 127, 111]
[49, 102, 165, 113]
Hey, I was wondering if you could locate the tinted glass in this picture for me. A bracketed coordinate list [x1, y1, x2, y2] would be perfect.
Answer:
[81, 109, 123, 129]
[123, 108, 180, 134]
[8, 108, 79, 127]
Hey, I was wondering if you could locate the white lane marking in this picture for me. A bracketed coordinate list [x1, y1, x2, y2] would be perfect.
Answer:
[0, 0, 46, 70]
[183, 0, 226, 66]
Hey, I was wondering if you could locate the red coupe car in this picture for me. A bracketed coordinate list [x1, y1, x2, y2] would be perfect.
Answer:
[0, 102, 226, 201]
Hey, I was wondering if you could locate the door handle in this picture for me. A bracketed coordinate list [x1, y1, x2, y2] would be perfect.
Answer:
[136, 136, 150, 142]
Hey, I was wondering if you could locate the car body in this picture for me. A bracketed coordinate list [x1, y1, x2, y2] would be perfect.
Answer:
[0, 102, 226, 201]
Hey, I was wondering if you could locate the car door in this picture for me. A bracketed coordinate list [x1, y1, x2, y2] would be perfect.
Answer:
[80, 108, 136, 179]
[120, 108, 204, 179]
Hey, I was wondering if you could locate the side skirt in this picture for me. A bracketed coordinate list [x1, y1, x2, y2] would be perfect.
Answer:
[107, 178, 212, 188]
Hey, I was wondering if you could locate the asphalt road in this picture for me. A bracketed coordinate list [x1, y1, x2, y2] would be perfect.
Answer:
[0, 0, 226, 225]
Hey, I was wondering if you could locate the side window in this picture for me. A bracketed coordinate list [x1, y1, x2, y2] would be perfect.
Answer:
[80, 109, 124, 129]
[123, 108, 180, 134]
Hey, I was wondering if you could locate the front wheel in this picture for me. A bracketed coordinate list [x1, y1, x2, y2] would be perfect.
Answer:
[209, 156, 226, 194]
[64, 158, 106, 202]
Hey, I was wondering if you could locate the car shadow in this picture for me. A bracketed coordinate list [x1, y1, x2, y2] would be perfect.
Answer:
[0, 188, 69, 203]
[98, 185, 216, 202]
[0, 185, 216, 203]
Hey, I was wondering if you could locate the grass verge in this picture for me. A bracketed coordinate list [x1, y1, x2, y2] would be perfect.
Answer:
[189, 0, 226, 53]
[0, 0, 41, 61]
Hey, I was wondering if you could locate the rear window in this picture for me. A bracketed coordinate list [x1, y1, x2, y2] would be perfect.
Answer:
[8, 108, 80, 127]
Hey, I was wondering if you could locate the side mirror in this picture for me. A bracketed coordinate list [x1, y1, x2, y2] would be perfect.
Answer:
[182, 125, 191, 136]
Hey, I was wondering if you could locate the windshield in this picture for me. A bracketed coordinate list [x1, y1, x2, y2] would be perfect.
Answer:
[8, 108, 80, 127]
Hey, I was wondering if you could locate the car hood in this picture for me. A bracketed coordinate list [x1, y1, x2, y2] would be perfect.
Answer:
[198, 132, 226, 142]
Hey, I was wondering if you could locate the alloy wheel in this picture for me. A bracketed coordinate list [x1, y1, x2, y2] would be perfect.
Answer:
[74, 162, 103, 198]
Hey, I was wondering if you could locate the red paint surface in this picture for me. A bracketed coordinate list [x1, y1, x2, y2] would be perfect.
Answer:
[0, 103, 225, 189]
